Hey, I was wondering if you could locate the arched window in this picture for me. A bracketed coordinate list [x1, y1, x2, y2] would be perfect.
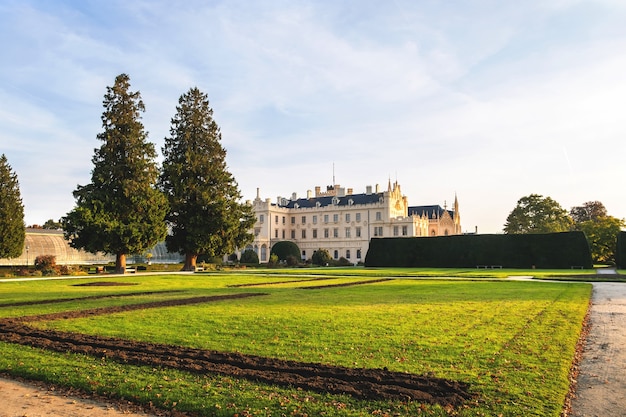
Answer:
[333, 250, 339, 259]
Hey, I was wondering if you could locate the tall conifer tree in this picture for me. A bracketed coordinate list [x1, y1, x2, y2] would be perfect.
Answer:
[62, 74, 168, 273]
[160, 87, 254, 270]
[0, 154, 25, 259]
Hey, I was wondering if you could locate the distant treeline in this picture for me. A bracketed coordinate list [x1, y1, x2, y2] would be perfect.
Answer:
[617, 232, 626, 269]
[365, 232, 592, 269]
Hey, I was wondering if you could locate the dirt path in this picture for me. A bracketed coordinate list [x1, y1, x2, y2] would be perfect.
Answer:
[570, 281, 626, 416]
[0, 377, 157, 417]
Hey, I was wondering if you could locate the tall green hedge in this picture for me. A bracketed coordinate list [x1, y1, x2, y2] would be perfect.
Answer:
[365, 232, 592, 269]
[617, 231, 626, 269]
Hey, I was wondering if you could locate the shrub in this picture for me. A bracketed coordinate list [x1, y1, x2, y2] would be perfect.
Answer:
[336, 257, 353, 266]
[286, 255, 299, 266]
[240, 249, 259, 265]
[270, 241, 301, 262]
[268, 253, 279, 267]
[311, 249, 331, 266]
[34, 255, 58, 276]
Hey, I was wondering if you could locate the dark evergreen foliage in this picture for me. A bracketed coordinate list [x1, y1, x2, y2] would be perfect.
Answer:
[0, 154, 25, 259]
[365, 232, 593, 269]
[62, 74, 168, 273]
[270, 240, 301, 262]
[240, 249, 259, 265]
[159, 87, 255, 271]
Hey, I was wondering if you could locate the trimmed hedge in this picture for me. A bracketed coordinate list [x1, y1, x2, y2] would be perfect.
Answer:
[365, 232, 593, 269]
[270, 240, 301, 261]
[617, 231, 626, 269]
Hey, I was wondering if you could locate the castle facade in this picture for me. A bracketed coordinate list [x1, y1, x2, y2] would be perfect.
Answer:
[246, 180, 461, 263]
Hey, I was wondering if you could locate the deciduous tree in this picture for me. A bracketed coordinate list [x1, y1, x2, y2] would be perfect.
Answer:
[62, 74, 168, 273]
[0, 154, 25, 259]
[570, 201, 607, 224]
[579, 216, 625, 264]
[159, 87, 254, 271]
[503, 194, 573, 234]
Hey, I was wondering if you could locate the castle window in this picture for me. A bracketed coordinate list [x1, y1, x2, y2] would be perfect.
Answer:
[312, 215, 318, 224]
[375, 212, 382, 221]
[291, 230, 295, 239]
[332, 197, 339, 205]
[313, 229, 318, 238]
[346, 249, 351, 259]
[333, 228, 339, 238]
[259, 215, 264, 223]
[345, 213, 350, 222]
[374, 227, 383, 237]
[301, 229, 306, 239]
[356, 213, 361, 222]
[302, 216, 306, 224]
[275, 230, 278, 238]
[356, 227, 362, 237]
[393, 226, 399, 236]
[291, 216, 295, 224]
[282, 230, 285, 238]
[356, 249, 362, 259]
[324, 214, 329, 223]
[345, 227, 351, 238]
[333, 214, 339, 222]
[333, 250, 339, 259]
[402, 226, 408, 236]
[324, 228, 329, 238]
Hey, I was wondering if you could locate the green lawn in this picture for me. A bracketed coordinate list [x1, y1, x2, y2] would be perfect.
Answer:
[0, 272, 591, 416]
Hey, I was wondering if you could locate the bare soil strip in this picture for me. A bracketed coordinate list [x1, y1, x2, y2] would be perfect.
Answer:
[299, 278, 395, 289]
[0, 320, 470, 405]
[0, 293, 472, 406]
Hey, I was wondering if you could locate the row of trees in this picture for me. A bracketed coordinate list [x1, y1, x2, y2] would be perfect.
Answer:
[503, 194, 625, 264]
[60, 74, 255, 273]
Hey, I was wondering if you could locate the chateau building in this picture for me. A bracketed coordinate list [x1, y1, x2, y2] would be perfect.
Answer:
[245, 180, 461, 263]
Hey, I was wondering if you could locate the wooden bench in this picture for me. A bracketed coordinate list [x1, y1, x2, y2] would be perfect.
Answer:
[125, 266, 136, 274]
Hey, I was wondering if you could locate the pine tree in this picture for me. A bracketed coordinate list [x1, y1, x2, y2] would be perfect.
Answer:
[0, 154, 25, 259]
[160, 87, 255, 270]
[62, 74, 168, 273]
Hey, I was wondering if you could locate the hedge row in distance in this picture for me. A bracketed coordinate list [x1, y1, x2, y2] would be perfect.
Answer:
[364, 231, 592, 269]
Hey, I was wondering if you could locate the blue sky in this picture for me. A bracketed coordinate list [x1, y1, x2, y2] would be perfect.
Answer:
[1, 0, 625, 233]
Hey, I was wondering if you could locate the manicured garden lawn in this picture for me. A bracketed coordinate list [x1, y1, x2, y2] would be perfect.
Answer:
[0, 271, 591, 416]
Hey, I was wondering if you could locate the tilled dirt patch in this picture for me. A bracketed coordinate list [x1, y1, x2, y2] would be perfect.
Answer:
[0, 293, 472, 407]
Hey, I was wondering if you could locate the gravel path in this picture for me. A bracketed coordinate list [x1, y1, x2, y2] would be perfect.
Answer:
[570, 281, 626, 416]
